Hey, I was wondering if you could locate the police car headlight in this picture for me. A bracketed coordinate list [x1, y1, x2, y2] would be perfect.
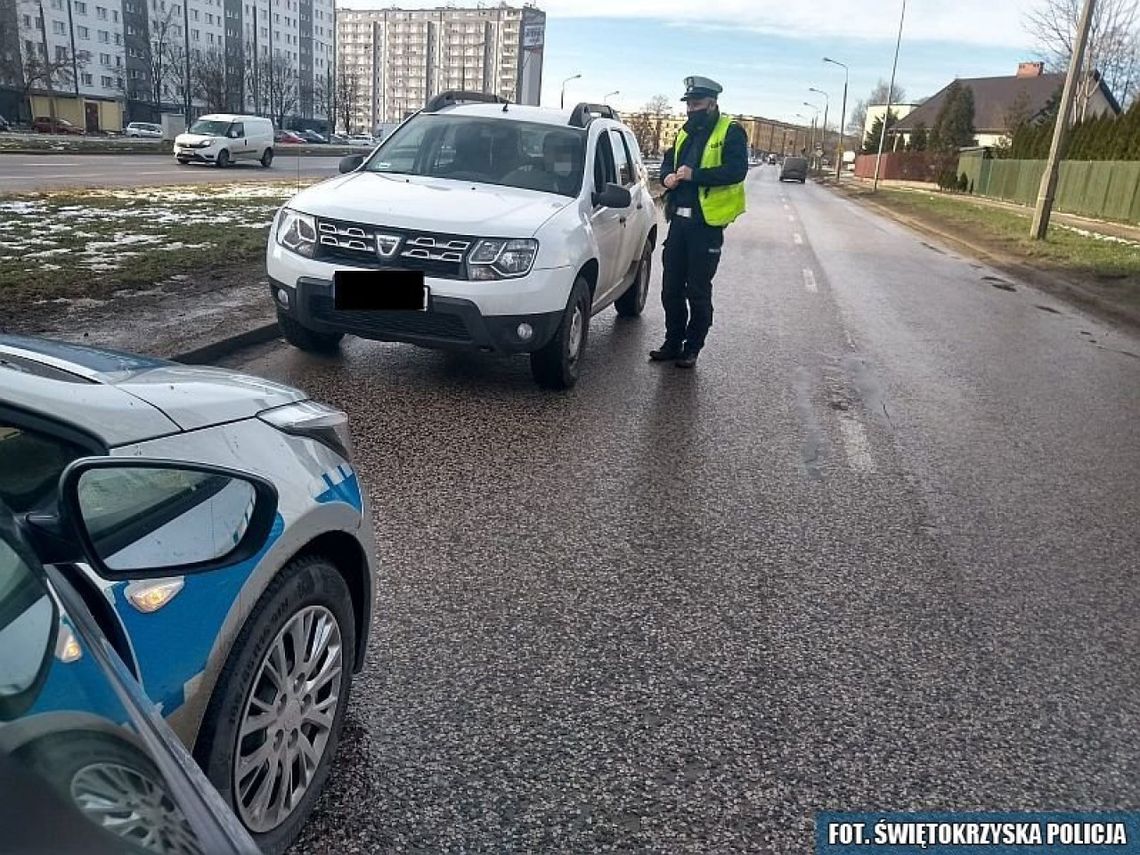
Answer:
[468, 239, 537, 280]
[259, 400, 352, 460]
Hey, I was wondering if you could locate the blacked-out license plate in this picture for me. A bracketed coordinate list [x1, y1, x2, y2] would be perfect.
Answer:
[333, 270, 427, 311]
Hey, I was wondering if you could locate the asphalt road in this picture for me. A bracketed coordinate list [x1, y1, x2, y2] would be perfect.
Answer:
[0, 153, 343, 191]
[222, 165, 1140, 853]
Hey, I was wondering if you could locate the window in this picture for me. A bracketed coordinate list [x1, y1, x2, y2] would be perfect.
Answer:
[55, 45, 68, 59]
[0, 423, 90, 513]
[51, 0, 63, 8]
[75, 1, 87, 12]
[99, 51, 110, 64]
[96, 4, 106, 17]
[191, 8, 197, 19]
[112, 9, 118, 20]
[230, 122, 244, 137]
[191, 27, 199, 39]
[81, 72, 93, 85]
[77, 25, 89, 38]
[115, 55, 121, 65]
[126, 24, 137, 34]
[52, 20, 66, 33]
[114, 32, 121, 43]
[593, 131, 617, 194]
[206, 12, 213, 22]
[22, 14, 31, 26]
[101, 74, 113, 86]
[98, 29, 109, 41]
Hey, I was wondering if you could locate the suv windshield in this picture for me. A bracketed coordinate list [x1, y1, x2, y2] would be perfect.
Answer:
[189, 119, 231, 136]
[363, 115, 586, 197]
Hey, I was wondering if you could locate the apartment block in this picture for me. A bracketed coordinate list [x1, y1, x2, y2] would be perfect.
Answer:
[336, 4, 545, 134]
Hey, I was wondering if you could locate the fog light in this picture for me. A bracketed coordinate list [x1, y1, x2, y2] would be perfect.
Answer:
[516, 323, 534, 341]
[276, 287, 290, 308]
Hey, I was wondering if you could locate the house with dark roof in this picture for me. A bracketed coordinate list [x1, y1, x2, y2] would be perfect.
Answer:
[889, 62, 1122, 149]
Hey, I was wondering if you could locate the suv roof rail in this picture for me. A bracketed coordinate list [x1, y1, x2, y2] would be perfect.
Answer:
[568, 103, 620, 128]
[424, 90, 509, 113]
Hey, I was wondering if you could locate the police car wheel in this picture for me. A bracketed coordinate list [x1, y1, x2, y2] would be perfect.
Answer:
[194, 555, 356, 854]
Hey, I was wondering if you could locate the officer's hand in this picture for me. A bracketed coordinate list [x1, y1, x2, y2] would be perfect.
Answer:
[675, 165, 694, 181]
[663, 173, 679, 189]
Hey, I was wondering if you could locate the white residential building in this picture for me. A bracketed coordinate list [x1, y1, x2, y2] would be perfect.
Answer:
[336, 4, 545, 134]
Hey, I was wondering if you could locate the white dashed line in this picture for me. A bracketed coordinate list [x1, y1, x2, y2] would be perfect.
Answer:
[845, 330, 856, 349]
[793, 233, 803, 245]
[837, 415, 876, 473]
[802, 268, 818, 293]
[787, 214, 795, 222]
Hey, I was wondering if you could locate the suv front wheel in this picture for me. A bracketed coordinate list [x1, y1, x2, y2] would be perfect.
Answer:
[530, 277, 591, 390]
[278, 311, 343, 354]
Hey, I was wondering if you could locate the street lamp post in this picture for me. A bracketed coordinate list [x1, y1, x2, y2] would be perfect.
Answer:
[809, 88, 829, 174]
[824, 57, 849, 180]
[560, 74, 582, 109]
[803, 102, 821, 166]
[873, 0, 907, 193]
[603, 90, 619, 105]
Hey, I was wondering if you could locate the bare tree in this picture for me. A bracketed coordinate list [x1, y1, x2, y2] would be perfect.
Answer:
[265, 53, 298, 127]
[1024, 0, 1140, 115]
[848, 79, 908, 139]
[194, 48, 229, 113]
[314, 71, 336, 133]
[645, 93, 672, 156]
[626, 111, 655, 156]
[337, 63, 362, 133]
[144, 5, 181, 108]
[13, 47, 89, 123]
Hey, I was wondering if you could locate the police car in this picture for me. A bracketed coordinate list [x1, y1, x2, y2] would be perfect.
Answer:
[267, 91, 659, 389]
[0, 335, 377, 853]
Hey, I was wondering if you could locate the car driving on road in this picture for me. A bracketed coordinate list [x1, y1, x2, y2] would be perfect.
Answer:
[779, 156, 808, 183]
[1, 335, 377, 853]
[126, 121, 163, 139]
[267, 91, 658, 389]
[175, 113, 275, 168]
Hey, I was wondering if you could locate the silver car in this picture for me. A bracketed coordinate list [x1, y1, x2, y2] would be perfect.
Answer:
[0, 335, 378, 853]
[125, 121, 163, 139]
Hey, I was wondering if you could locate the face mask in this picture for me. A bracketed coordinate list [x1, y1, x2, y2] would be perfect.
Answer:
[687, 107, 712, 124]
[553, 160, 573, 176]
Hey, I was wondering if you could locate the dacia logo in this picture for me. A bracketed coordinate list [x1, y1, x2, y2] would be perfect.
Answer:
[376, 234, 401, 258]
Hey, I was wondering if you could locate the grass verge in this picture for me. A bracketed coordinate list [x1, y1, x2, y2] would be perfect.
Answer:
[0, 182, 315, 312]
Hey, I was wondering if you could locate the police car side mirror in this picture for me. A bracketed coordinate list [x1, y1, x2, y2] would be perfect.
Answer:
[593, 183, 631, 209]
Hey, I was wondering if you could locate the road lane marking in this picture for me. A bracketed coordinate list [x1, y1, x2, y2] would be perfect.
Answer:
[793, 233, 803, 245]
[802, 268, 818, 293]
[787, 214, 795, 222]
[845, 330, 856, 349]
[837, 415, 876, 473]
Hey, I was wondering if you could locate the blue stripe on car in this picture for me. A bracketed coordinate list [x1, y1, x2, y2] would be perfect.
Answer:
[111, 514, 285, 716]
[316, 470, 362, 512]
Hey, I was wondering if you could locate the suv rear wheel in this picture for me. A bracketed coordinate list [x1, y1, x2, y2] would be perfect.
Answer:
[615, 239, 652, 318]
[278, 311, 343, 354]
[530, 277, 590, 390]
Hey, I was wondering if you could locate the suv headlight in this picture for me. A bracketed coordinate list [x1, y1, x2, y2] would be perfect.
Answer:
[468, 238, 538, 280]
[276, 208, 317, 258]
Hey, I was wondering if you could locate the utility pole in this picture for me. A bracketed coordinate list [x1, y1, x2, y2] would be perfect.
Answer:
[825, 57, 849, 180]
[872, 0, 906, 192]
[252, 5, 260, 114]
[1031, 0, 1096, 239]
[37, 0, 58, 126]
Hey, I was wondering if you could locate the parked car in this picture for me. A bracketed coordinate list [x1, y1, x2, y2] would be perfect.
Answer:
[328, 133, 350, 145]
[347, 134, 375, 147]
[267, 93, 658, 389]
[779, 156, 808, 183]
[276, 129, 306, 144]
[0, 334, 378, 852]
[767, 153, 777, 165]
[31, 116, 84, 135]
[297, 129, 328, 144]
[0, 494, 262, 853]
[175, 113, 274, 167]
[125, 121, 162, 138]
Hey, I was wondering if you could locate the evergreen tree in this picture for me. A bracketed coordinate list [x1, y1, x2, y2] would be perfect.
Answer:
[929, 81, 977, 153]
[862, 110, 898, 154]
[910, 122, 928, 151]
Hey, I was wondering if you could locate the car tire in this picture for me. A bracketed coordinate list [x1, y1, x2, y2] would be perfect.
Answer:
[614, 239, 652, 318]
[278, 311, 343, 354]
[261, 147, 274, 168]
[194, 555, 356, 855]
[217, 148, 230, 168]
[530, 276, 591, 390]
[176, 158, 190, 165]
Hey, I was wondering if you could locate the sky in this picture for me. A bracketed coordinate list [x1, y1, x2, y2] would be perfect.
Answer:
[337, 0, 1049, 127]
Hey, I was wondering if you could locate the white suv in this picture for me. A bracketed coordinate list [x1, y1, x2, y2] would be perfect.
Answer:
[266, 93, 658, 388]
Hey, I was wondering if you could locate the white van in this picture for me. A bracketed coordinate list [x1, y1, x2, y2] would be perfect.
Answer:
[174, 114, 274, 167]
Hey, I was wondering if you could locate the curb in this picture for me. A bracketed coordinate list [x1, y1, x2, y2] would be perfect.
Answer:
[172, 321, 280, 364]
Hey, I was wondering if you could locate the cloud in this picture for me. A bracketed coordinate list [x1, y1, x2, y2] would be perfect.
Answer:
[336, 0, 1039, 50]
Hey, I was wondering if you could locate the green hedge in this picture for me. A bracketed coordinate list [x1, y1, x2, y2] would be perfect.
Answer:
[1004, 101, 1140, 161]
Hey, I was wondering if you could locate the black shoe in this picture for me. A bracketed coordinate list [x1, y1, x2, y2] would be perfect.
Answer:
[649, 343, 683, 361]
[675, 349, 699, 368]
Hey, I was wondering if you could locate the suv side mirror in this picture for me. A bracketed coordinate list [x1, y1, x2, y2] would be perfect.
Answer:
[592, 182, 631, 209]
[20, 458, 279, 581]
[339, 154, 365, 173]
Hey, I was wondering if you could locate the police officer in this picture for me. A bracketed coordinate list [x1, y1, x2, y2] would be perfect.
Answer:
[650, 76, 749, 368]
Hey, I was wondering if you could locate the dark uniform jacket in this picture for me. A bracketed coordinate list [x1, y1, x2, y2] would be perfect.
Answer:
[660, 111, 749, 226]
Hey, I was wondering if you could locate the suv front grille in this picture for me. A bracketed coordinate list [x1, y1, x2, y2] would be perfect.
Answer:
[315, 217, 474, 279]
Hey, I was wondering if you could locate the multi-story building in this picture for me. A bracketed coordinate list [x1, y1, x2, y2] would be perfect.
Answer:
[0, 0, 333, 131]
[337, 3, 545, 134]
